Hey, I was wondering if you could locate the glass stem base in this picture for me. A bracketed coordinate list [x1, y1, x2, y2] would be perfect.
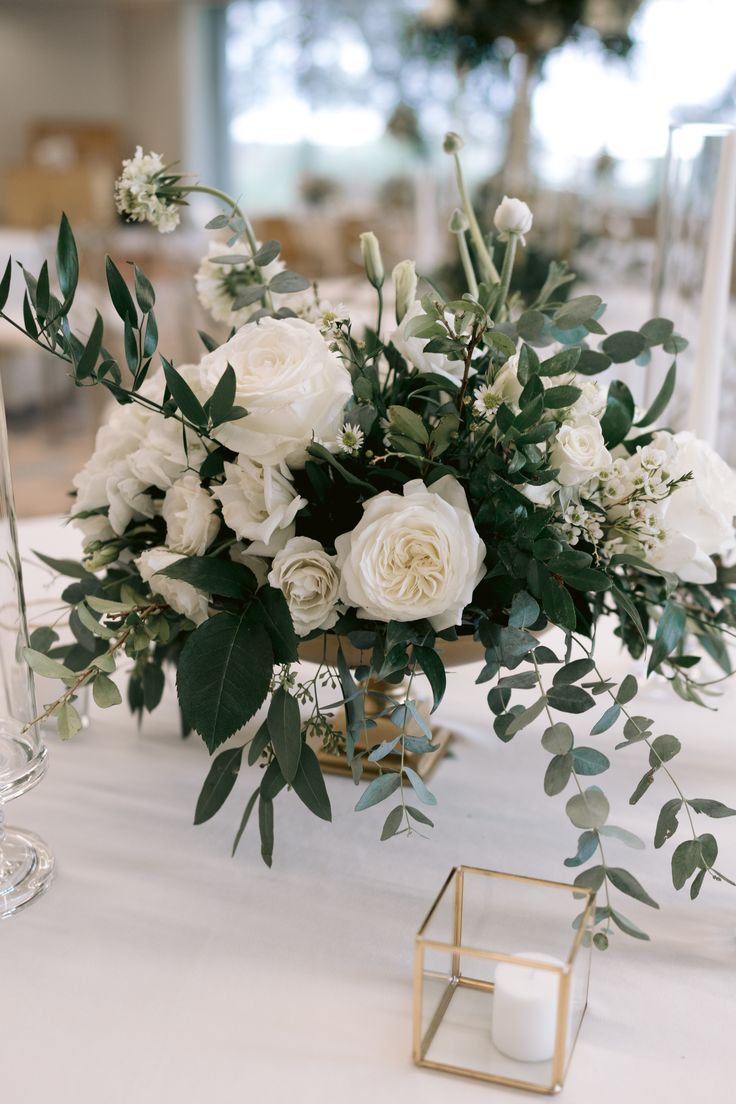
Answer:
[0, 808, 55, 918]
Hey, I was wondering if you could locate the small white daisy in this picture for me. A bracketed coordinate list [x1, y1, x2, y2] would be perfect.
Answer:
[473, 383, 502, 421]
[336, 422, 364, 455]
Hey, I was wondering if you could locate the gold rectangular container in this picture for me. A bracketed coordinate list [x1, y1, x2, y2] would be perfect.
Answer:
[413, 867, 596, 1094]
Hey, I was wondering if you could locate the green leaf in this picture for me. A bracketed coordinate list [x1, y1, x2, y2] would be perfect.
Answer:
[194, 746, 243, 825]
[607, 867, 659, 909]
[576, 349, 611, 376]
[689, 867, 707, 900]
[23, 648, 74, 680]
[688, 798, 736, 818]
[552, 659, 595, 686]
[142, 663, 165, 712]
[547, 684, 595, 714]
[544, 753, 573, 795]
[132, 264, 156, 313]
[564, 830, 599, 867]
[593, 932, 609, 950]
[649, 733, 681, 766]
[599, 825, 645, 850]
[554, 294, 603, 330]
[256, 587, 298, 663]
[105, 255, 137, 324]
[232, 786, 260, 855]
[29, 626, 59, 653]
[258, 795, 274, 867]
[573, 864, 606, 892]
[636, 361, 676, 427]
[542, 722, 574, 754]
[543, 385, 582, 409]
[163, 360, 208, 427]
[654, 798, 682, 848]
[388, 405, 429, 445]
[58, 701, 82, 740]
[609, 909, 650, 941]
[75, 312, 104, 380]
[539, 347, 581, 377]
[33, 550, 93, 580]
[0, 256, 11, 312]
[56, 212, 79, 304]
[177, 609, 273, 752]
[253, 239, 280, 266]
[404, 765, 437, 806]
[639, 317, 674, 346]
[260, 758, 286, 801]
[381, 805, 404, 840]
[562, 568, 611, 593]
[75, 602, 116, 640]
[269, 270, 311, 294]
[209, 364, 236, 425]
[600, 380, 635, 447]
[573, 747, 610, 775]
[306, 442, 374, 492]
[600, 330, 647, 363]
[292, 743, 331, 821]
[616, 674, 638, 704]
[247, 720, 271, 766]
[517, 310, 546, 341]
[672, 839, 701, 889]
[590, 703, 620, 735]
[505, 695, 547, 736]
[413, 645, 445, 713]
[355, 772, 401, 811]
[648, 600, 687, 675]
[267, 687, 302, 784]
[92, 672, 122, 708]
[159, 555, 256, 599]
[611, 584, 647, 646]
[566, 786, 610, 829]
[508, 591, 540, 629]
[406, 805, 434, 828]
[542, 577, 576, 630]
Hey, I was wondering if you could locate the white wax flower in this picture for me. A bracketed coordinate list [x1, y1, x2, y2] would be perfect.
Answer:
[162, 473, 219, 556]
[494, 195, 534, 245]
[335, 475, 486, 630]
[392, 259, 418, 324]
[549, 415, 611, 486]
[213, 458, 305, 556]
[198, 317, 353, 468]
[194, 240, 284, 328]
[114, 147, 180, 233]
[137, 547, 209, 625]
[268, 536, 341, 636]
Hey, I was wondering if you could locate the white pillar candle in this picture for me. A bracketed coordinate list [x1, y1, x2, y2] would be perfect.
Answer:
[491, 951, 568, 1063]
[689, 127, 736, 446]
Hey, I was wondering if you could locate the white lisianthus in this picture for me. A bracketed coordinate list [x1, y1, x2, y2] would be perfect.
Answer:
[198, 317, 353, 467]
[162, 473, 219, 556]
[114, 147, 180, 233]
[549, 415, 611, 486]
[493, 196, 533, 245]
[359, 231, 384, 289]
[194, 240, 284, 327]
[647, 431, 736, 582]
[390, 300, 466, 385]
[137, 548, 209, 625]
[392, 259, 417, 324]
[213, 458, 305, 556]
[335, 475, 486, 630]
[268, 537, 341, 636]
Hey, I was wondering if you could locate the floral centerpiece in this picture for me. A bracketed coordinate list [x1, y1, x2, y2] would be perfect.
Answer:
[3, 136, 735, 948]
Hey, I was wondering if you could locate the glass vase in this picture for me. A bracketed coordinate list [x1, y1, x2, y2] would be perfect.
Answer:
[0, 372, 54, 918]
[651, 122, 736, 462]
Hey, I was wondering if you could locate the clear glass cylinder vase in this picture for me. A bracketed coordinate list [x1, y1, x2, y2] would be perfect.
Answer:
[651, 122, 736, 462]
[0, 372, 54, 917]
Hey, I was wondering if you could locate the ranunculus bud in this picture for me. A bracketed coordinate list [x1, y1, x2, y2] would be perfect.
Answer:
[493, 196, 534, 245]
[392, 259, 417, 324]
[443, 131, 464, 154]
[448, 207, 469, 234]
[359, 231, 384, 290]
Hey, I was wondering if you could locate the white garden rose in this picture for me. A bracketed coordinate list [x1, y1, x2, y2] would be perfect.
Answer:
[334, 475, 486, 630]
[493, 196, 533, 244]
[162, 473, 219, 556]
[549, 415, 611, 486]
[198, 317, 353, 467]
[213, 458, 305, 556]
[268, 537, 341, 636]
[136, 547, 209, 625]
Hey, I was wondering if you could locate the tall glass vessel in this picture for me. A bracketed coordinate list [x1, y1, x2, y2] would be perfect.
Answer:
[0, 373, 54, 917]
[651, 122, 736, 463]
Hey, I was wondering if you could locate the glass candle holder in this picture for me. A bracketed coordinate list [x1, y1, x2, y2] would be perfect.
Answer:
[413, 866, 595, 1094]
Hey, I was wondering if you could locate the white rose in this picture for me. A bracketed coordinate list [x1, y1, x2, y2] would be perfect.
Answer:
[213, 458, 305, 556]
[646, 530, 716, 585]
[268, 537, 341, 636]
[136, 547, 209, 625]
[493, 196, 533, 244]
[557, 375, 607, 423]
[229, 546, 270, 587]
[162, 473, 220, 556]
[390, 300, 466, 385]
[549, 415, 611, 486]
[198, 316, 353, 467]
[334, 475, 486, 630]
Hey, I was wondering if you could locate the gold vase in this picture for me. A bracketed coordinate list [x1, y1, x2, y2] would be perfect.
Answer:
[298, 634, 485, 782]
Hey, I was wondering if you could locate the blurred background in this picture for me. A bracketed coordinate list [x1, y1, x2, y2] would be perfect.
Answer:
[1, 0, 735, 516]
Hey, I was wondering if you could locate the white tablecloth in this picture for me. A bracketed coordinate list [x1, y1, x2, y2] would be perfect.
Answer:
[4, 517, 736, 1103]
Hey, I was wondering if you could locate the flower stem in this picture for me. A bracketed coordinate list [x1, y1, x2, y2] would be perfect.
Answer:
[456, 230, 479, 299]
[494, 232, 519, 322]
[451, 152, 499, 285]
